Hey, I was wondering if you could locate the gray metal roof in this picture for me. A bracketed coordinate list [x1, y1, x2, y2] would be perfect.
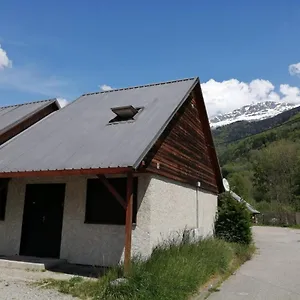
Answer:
[230, 191, 260, 214]
[0, 78, 198, 173]
[0, 99, 58, 135]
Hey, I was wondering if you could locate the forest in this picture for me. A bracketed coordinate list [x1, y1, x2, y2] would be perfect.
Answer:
[212, 110, 300, 213]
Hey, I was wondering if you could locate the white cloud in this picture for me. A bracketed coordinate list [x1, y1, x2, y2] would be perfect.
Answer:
[100, 84, 113, 91]
[0, 41, 69, 98]
[202, 79, 278, 116]
[0, 66, 68, 97]
[279, 84, 300, 103]
[0, 44, 12, 69]
[289, 63, 300, 76]
[201, 78, 300, 116]
[57, 98, 69, 108]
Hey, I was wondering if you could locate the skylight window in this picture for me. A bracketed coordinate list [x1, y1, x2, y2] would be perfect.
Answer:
[109, 105, 142, 123]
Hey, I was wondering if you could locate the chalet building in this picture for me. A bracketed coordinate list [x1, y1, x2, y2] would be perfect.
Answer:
[0, 78, 223, 268]
[0, 99, 59, 146]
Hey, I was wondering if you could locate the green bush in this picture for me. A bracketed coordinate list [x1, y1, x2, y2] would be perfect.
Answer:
[215, 192, 252, 244]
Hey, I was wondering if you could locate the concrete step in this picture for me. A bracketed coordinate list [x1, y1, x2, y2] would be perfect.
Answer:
[0, 256, 66, 271]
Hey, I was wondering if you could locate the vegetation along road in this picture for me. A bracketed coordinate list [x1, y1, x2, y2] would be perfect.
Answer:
[208, 226, 300, 300]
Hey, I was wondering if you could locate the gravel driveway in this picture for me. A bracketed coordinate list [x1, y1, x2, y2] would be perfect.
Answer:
[0, 268, 77, 300]
[208, 226, 300, 300]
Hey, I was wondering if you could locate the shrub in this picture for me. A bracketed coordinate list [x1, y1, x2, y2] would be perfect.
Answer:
[215, 192, 252, 244]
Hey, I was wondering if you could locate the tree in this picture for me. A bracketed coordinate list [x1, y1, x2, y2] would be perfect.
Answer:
[228, 171, 253, 201]
[252, 140, 300, 210]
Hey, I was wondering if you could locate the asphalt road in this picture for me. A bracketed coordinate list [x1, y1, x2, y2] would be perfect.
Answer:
[208, 226, 300, 300]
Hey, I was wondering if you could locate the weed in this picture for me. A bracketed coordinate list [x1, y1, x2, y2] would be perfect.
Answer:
[40, 238, 254, 300]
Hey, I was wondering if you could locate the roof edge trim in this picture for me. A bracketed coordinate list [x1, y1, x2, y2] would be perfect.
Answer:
[82, 77, 197, 96]
[0, 99, 59, 136]
[0, 98, 57, 110]
[0, 167, 134, 178]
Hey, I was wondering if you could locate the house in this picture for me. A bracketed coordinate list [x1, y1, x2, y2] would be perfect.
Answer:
[229, 191, 260, 223]
[0, 99, 60, 146]
[230, 191, 260, 215]
[0, 78, 223, 268]
[222, 178, 260, 217]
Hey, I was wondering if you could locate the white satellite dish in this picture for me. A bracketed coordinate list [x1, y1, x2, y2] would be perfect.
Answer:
[222, 178, 230, 192]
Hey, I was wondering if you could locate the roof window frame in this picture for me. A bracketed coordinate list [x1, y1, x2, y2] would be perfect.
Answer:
[108, 106, 144, 125]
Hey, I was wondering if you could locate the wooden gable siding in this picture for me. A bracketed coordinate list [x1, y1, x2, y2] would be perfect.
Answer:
[144, 95, 218, 194]
[0, 102, 59, 146]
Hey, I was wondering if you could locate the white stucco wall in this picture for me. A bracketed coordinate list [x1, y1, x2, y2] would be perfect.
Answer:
[0, 175, 152, 266]
[145, 175, 218, 248]
[197, 190, 218, 237]
[0, 174, 217, 266]
[0, 180, 25, 255]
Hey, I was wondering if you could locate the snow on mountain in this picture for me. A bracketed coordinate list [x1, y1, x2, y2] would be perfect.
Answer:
[209, 101, 299, 128]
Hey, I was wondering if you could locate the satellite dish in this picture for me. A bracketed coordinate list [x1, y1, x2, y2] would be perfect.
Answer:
[222, 178, 230, 192]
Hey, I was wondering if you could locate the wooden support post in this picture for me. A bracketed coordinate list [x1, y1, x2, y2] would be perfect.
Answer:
[97, 175, 126, 209]
[124, 172, 133, 275]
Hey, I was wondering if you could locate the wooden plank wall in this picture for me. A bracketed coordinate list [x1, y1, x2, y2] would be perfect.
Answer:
[144, 95, 218, 194]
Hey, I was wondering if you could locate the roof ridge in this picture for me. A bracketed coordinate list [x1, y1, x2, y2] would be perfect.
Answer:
[82, 77, 197, 97]
[0, 98, 57, 109]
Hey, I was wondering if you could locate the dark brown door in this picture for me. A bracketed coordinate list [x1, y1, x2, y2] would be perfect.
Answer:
[20, 184, 65, 258]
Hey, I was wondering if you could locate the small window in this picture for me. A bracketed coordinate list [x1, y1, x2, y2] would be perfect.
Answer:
[109, 105, 142, 123]
[85, 177, 138, 225]
[0, 179, 9, 221]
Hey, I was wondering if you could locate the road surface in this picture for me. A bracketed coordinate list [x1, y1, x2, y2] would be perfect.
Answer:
[208, 226, 300, 300]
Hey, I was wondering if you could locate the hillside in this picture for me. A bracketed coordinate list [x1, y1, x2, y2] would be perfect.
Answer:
[212, 109, 300, 213]
[215, 111, 300, 166]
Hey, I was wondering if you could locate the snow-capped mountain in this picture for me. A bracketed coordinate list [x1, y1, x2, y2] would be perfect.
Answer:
[210, 101, 299, 128]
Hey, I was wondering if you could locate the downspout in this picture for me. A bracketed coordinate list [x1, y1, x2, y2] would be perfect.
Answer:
[196, 187, 199, 228]
[196, 181, 201, 228]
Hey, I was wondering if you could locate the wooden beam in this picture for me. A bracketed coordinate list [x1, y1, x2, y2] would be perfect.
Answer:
[0, 167, 132, 178]
[124, 172, 133, 275]
[97, 175, 126, 209]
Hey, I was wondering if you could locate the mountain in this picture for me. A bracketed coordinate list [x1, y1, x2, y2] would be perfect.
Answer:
[212, 104, 300, 149]
[210, 101, 299, 128]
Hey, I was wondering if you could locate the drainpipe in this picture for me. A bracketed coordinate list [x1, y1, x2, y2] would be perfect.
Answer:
[196, 188, 199, 228]
[196, 181, 201, 228]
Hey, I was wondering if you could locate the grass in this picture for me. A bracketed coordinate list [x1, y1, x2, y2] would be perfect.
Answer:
[39, 238, 255, 300]
[289, 224, 300, 229]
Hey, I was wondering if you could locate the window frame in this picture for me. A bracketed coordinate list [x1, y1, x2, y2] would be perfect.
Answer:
[84, 177, 138, 225]
[107, 107, 144, 125]
[0, 179, 10, 221]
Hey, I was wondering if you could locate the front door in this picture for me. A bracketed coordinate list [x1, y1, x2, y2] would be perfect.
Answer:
[20, 184, 65, 258]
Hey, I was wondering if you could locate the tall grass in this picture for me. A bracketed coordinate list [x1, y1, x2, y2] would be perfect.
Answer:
[42, 238, 254, 300]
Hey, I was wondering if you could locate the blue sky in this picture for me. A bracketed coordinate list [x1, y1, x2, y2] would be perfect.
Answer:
[0, 0, 300, 115]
